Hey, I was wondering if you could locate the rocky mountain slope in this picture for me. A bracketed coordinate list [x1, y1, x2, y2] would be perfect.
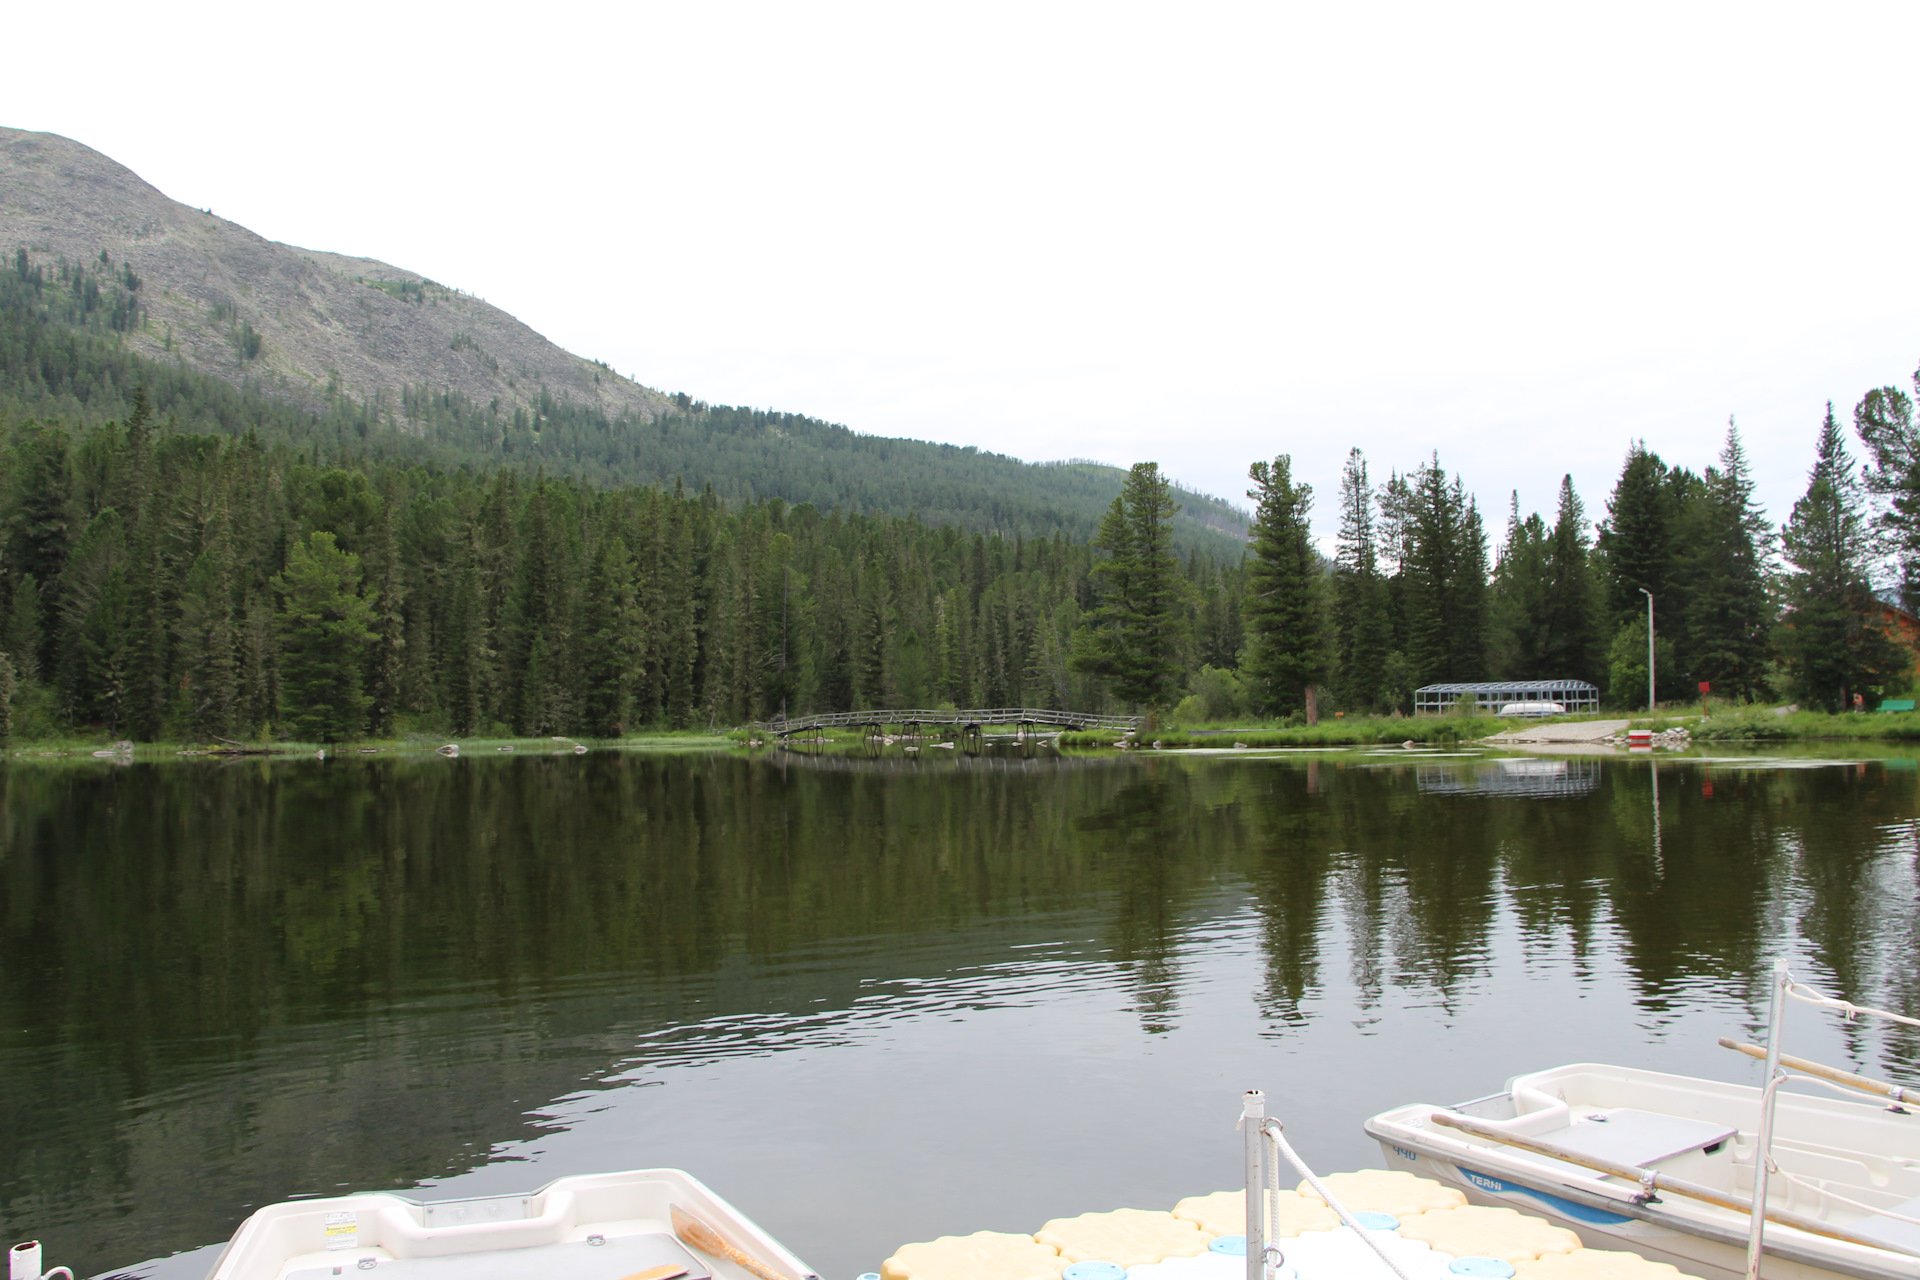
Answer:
[0, 126, 1248, 552]
[0, 126, 671, 426]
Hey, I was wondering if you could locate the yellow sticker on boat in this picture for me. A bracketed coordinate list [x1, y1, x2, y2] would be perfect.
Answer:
[323, 1212, 358, 1250]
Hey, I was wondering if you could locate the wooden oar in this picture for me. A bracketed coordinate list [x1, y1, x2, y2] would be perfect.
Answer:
[670, 1205, 815, 1280]
[1428, 1110, 1894, 1251]
[1718, 1037, 1920, 1109]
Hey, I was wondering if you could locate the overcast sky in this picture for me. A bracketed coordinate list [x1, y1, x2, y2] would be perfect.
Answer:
[8, 2, 1920, 548]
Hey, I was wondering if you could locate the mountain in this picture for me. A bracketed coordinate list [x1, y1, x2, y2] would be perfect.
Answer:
[0, 126, 670, 425]
[0, 126, 1248, 553]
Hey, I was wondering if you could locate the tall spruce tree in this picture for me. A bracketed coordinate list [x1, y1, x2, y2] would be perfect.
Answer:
[1542, 475, 1599, 682]
[174, 546, 239, 739]
[1456, 498, 1491, 677]
[58, 508, 133, 729]
[1599, 443, 1674, 624]
[1491, 495, 1551, 678]
[274, 531, 377, 740]
[1070, 461, 1185, 708]
[1779, 404, 1905, 710]
[1686, 422, 1772, 700]
[6, 423, 71, 681]
[1401, 456, 1489, 685]
[578, 530, 642, 735]
[1598, 443, 1699, 700]
[366, 507, 407, 737]
[1330, 450, 1390, 711]
[1242, 455, 1328, 718]
[4, 573, 42, 684]
[1853, 363, 1920, 611]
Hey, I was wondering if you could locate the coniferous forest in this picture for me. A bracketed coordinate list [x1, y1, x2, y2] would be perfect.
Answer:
[3, 244, 1920, 744]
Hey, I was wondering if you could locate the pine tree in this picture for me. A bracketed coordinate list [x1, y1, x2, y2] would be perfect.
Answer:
[6, 423, 72, 679]
[174, 548, 239, 739]
[1779, 404, 1905, 711]
[1330, 450, 1390, 712]
[58, 508, 133, 729]
[1242, 455, 1328, 718]
[851, 554, 892, 708]
[442, 561, 487, 736]
[577, 531, 641, 736]
[1854, 365, 1920, 610]
[756, 531, 812, 717]
[1070, 462, 1186, 709]
[1454, 497, 1491, 678]
[1401, 457, 1487, 684]
[505, 481, 575, 733]
[237, 591, 277, 738]
[274, 531, 377, 741]
[4, 573, 43, 684]
[1542, 476, 1599, 682]
[1491, 495, 1551, 678]
[661, 492, 702, 728]
[1598, 442, 1705, 700]
[365, 508, 407, 737]
[1598, 443, 1674, 625]
[1686, 422, 1772, 700]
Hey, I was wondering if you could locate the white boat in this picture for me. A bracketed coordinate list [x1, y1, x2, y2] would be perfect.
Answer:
[10, 1169, 819, 1280]
[1367, 1055, 1920, 1280]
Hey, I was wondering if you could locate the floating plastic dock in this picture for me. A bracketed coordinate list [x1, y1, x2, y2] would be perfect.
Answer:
[876, 1170, 1690, 1280]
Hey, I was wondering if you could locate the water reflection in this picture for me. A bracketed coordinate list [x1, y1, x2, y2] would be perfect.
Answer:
[1, 751, 1916, 1279]
[1415, 758, 1601, 798]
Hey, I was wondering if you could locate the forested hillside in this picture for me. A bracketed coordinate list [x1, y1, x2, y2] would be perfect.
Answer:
[0, 245, 1245, 556]
[0, 123, 1248, 556]
[0, 398, 1247, 741]
[2, 361, 1916, 745]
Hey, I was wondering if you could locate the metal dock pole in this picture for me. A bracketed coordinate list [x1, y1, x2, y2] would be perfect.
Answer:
[1243, 1089, 1267, 1280]
[1745, 958, 1789, 1280]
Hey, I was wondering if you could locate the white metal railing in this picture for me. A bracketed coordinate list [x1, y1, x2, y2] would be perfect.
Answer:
[1743, 960, 1920, 1280]
[1240, 1090, 1417, 1280]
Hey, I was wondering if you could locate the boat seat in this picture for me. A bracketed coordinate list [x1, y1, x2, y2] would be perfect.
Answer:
[1534, 1107, 1737, 1173]
[1846, 1194, 1920, 1254]
[287, 1232, 710, 1280]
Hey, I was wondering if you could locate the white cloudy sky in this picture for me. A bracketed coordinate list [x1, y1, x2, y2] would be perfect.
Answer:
[8, 2, 1920, 545]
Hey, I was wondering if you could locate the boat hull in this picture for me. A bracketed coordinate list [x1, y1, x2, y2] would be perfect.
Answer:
[1370, 1127, 1850, 1280]
[1367, 1062, 1920, 1280]
[204, 1168, 819, 1280]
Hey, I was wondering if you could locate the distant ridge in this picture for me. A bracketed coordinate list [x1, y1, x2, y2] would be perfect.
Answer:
[0, 125, 671, 425]
[0, 125, 1249, 553]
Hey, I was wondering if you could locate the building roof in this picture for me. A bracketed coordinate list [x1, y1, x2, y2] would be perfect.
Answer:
[1414, 679, 1599, 694]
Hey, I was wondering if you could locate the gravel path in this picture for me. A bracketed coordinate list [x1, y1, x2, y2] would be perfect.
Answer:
[1481, 717, 1630, 745]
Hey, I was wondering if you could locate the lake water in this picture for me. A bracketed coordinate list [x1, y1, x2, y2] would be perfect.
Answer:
[2, 744, 1917, 1280]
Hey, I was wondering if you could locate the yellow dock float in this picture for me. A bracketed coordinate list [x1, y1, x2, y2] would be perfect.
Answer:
[877, 1170, 1692, 1280]
[876, 1094, 1696, 1280]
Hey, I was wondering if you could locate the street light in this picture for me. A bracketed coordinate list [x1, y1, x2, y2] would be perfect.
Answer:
[1638, 587, 1655, 712]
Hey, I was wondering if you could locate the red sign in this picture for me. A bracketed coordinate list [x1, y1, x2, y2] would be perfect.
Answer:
[1698, 681, 1711, 693]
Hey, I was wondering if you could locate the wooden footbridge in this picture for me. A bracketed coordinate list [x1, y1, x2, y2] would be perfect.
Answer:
[757, 707, 1140, 740]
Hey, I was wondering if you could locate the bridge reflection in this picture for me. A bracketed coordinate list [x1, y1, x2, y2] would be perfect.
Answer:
[757, 707, 1141, 739]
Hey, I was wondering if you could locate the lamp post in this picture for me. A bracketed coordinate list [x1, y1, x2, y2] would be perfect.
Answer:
[1638, 587, 1655, 712]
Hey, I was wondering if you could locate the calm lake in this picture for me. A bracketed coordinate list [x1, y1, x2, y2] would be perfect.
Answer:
[3, 745, 1918, 1279]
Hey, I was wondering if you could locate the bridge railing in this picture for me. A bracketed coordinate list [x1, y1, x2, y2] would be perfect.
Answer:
[755, 707, 1141, 737]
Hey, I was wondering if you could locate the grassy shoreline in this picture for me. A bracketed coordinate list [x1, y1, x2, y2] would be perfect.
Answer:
[10, 707, 1920, 762]
[0, 730, 733, 762]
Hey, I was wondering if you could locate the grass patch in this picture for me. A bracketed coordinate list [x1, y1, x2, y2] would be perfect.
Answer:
[1688, 707, 1920, 741]
[1060, 713, 1513, 749]
[3, 730, 734, 763]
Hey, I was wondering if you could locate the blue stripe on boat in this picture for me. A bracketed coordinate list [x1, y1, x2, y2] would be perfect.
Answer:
[1458, 1167, 1636, 1225]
